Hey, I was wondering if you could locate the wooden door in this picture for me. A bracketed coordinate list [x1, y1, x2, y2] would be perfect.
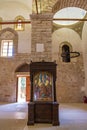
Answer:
[26, 76, 30, 102]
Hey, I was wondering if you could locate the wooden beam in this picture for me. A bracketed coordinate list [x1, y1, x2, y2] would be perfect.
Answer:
[35, 0, 38, 14]
[53, 18, 87, 21]
[0, 18, 87, 25]
[0, 20, 31, 25]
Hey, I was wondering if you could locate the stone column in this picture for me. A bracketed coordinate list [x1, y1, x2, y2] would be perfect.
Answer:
[30, 13, 53, 62]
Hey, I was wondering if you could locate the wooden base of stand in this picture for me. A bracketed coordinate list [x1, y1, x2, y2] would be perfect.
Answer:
[27, 102, 59, 126]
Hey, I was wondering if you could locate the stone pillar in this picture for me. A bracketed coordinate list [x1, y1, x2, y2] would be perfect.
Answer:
[30, 13, 53, 62]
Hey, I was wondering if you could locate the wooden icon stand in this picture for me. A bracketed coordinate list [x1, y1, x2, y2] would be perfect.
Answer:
[27, 61, 59, 126]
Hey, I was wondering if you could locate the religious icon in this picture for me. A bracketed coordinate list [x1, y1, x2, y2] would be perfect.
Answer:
[33, 72, 53, 101]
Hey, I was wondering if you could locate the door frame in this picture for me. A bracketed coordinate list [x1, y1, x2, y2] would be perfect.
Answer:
[16, 75, 30, 102]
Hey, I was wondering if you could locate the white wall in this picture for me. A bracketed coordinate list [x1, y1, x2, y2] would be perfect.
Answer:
[0, 1, 32, 53]
[52, 28, 82, 53]
[82, 18, 87, 95]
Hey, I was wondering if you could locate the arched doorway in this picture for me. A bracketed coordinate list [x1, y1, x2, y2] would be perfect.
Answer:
[15, 63, 30, 102]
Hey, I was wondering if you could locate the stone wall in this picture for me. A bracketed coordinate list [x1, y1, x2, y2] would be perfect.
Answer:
[0, 54, 31, 102]
[56, 53, 85, 103]
[0, 50, 84, 103]
[52, 21, 85, 102]
[0, 16, 85, 103]
[30, 13, 53, 62]
[30, 13, 85, 103]
[0, 0, 86, 103]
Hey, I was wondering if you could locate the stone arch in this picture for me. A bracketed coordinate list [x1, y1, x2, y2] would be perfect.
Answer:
[59, 41, 72, 54]
[59, 42, 72, 62]
[0, 27, 18, 55]
[36, 0, 87, 13]
[0, 27, 18, 37]
[52, 0, 87, 13]
[15, 63, 30, 72]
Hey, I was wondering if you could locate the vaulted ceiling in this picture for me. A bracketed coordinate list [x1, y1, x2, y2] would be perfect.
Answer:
[0, 0, 32, 14]
[0, 0, 86, 24]
[32, 0, 87, 14]
[0, 0, 86, 14]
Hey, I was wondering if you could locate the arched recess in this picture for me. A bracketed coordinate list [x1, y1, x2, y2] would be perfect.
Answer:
[59, 42, 72, 62]
[14, 15, 25, 31]
[15, 63, 30, 72]
[62, 45, 70, 62]
[59, 42, 72, 54]
[52, 28, 82, 54]
[52, 27, 82, 64]
[15, 63, 30, 102]
[52, 0, 87, 13]
[0, 27, 18, 56]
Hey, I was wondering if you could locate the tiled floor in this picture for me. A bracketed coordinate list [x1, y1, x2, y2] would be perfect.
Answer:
[0, 102, 87, 130]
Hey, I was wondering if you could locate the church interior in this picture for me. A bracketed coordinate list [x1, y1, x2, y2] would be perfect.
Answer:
[0, 0, 87, 130]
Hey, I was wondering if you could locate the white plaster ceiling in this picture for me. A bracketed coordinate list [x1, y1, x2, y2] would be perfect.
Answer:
[0, 0, 32, 20]
[0, 0, 32, 12]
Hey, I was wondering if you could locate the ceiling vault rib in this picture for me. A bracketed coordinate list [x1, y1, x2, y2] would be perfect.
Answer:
[35, 0, 38, 14]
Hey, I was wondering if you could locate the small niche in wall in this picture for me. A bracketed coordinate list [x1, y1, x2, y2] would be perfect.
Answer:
[36, 43, 44, 52]
[62, 44, 70, 62]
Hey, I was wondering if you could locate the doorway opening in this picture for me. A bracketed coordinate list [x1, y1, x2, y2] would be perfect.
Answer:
[17, 76, 30, 102]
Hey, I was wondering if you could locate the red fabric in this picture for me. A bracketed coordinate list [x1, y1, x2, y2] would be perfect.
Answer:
[83, 96, 87, 103]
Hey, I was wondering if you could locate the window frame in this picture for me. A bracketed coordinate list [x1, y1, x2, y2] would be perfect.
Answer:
[14, 16, 25, 31]
[1, 40, 13, 57]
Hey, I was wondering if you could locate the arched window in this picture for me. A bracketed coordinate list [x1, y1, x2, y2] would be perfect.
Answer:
[14, 16, 25, 31]
[62, 45, 70, 62]
[1, 40, 13, 57]
[0, 28, 18, 57]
